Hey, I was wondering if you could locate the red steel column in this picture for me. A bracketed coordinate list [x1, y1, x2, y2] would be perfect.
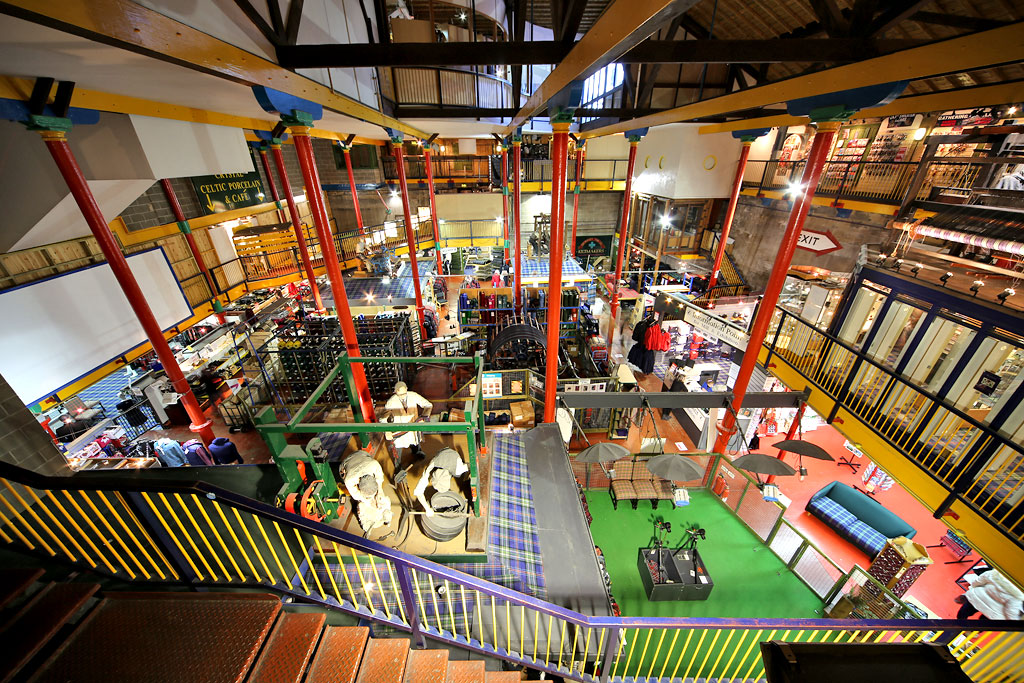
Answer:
[41, 130, 215, 446]
[391, 142, 428, 343]
[289, 126, 375, 421]
[570, 145, 585, 258]
[257, 146, 288, 223]
[500, 145, 510, 263]
[159, 179, 224, 324]
[608, 138, 640, 349]
[270, 142, 324, 311]
[544, 123, 570, 424]
[342, 145, 366, 236]
[708, 140, 753, 290]
[423, 145, 444, 276]
[714, 121, 842, 453]
[512, 138, 523, 311]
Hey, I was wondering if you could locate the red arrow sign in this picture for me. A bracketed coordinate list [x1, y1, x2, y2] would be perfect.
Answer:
[796, 229, 842, 255]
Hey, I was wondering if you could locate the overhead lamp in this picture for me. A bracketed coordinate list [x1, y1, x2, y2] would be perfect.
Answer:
[1009, 105, 1019, 115]
[365, 293, 375, 303]
[382, 276, 391, 285]
[799, 466, 808, 481]
[874, 252, 887, 265]
[970, 280, 984, 296]
[659, 214, 672, 227]
[390, 189, 400, 198]
[940, 271, 952, 287]
[761, 483, 781, 502]
[458, 10, 467, 21]
[894, 258, 904, 272]
[911, 263, 922, 277]
[997, 288, 1016, 305]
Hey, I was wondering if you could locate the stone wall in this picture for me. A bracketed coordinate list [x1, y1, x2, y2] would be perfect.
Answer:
[0, 374, 69, 477]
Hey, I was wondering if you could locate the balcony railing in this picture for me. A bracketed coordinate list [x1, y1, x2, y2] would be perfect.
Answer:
[378, 66, 520, 110]
[382, 155, 493, 185]
[765, 306, 1024, 555]
[742, 158, 1008, 206]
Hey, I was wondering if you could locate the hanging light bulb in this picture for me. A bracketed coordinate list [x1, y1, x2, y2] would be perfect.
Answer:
[997, 288, 1016, 305]
[911, 263, 922, 278]
[799, 466, 808, 481]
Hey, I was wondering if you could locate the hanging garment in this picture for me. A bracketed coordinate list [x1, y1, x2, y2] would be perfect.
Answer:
[154, 439, 187, 467]
[183, 439, 215, 466]
[209, 437, 244, 465]
[117, 399, 149, 427]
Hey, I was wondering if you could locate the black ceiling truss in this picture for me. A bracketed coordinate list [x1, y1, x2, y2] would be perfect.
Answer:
[231, 0, 304, 46]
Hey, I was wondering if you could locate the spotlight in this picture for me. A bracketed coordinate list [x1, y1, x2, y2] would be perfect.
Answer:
[911, 263, 922, 278]
[997, 288, 1016, 305]
[762, 483, 781, 502]
[659, 214, 672, 227]
[382, 276, 391, 285]
[894, 258, 904, 272]
[874, 252, 887, 265]
[390, 190, 399, 198]
[970, 280, 984, 296]
[940, 271, 952, 287]
[799, 466, 808, 481]
[1009, 105, 1019, 115]
[366, 293, 375, 303]
[786, 182, 804, 197]
[458, 10, 466, 21]
[387, 295, 393, 302]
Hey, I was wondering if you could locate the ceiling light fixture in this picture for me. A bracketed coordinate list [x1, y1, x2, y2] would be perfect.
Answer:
[970, 280, 984, 296]
[940, 271, 952, 287]
[997, 288, 1015, 305]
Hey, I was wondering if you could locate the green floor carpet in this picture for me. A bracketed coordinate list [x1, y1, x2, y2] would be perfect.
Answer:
[585, 489, 824, 619]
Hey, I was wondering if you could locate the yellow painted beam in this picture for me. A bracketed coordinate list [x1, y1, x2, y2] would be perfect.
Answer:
[501, 0, 683, 134]
[738, 187, 937, 219]
[0, 0, 425, 138]
[698, 82, 1024, 136]
[762, 348, 1024, 586]
[582, 23, 1024, 138]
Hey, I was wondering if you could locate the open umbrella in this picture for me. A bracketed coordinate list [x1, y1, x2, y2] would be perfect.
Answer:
[773, 440, 834, 461]
[733, 453, 797, 477]
[646, 453, 705, 482]
[575, 442, 630, 487]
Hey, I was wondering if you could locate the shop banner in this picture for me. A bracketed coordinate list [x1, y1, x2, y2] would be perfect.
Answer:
[191, 158, 266, 215]
[683, 305, 749, 351]
[574, 234, 614, 258]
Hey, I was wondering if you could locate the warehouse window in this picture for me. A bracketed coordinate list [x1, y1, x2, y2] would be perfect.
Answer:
[581, 64, 625, 123]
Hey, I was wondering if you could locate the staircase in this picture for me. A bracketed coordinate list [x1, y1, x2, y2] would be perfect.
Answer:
[0, 570, 522, 683]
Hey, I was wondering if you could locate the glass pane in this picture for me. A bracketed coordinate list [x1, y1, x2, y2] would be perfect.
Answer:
[866, 300, 926, 368]
[837, 287, 887, 348]
[901, 316, 975, 394]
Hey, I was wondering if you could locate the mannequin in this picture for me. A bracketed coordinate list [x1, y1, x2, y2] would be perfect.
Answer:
[994, 165, 1024, 191]
[382, 381, 433, 457]
[412, 447, 469, 516]
[341, 451, 392, 533]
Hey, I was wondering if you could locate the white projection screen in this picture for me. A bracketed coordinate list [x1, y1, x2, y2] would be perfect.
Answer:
[0, 248, 192, 403]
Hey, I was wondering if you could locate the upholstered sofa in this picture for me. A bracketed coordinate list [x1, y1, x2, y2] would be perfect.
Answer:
[805, 481, 916, 557]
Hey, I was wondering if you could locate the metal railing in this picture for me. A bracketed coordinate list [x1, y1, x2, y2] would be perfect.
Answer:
[742, 159, 1002, 205]
[379, 66, 519, 110]
[0, 458, 1022, 682]
[522, 158, 628, 185]
[382, 155, 493, 184]
[765, 306, 1024, 552]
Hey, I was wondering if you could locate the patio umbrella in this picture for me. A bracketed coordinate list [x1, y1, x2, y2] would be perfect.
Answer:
[773, 440, 834, 461]
[733, 453, 797, 477]
[575, 442, 630, 487]
[646, 453, 705, 482]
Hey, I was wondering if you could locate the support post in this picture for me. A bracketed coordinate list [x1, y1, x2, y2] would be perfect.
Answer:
[714, 120, 843, 454]
[423, 144, 444, 276]
[340, 144, 367, 236]
[159, 179, 223, 323]
[287, 121, 375, 422]
[391, 138, 429, 343]
[37, 125, 215, 446]
[512, 135, 523, 311]
[708, 136, 757, 290]
[500, 143, 510, 263]
[766, 400, 806, 484]
[269, 141, 325, 311]
[608, 135, 642, 350]
[257, 145, 288, 223]
[544, 122, 570, 424]
[570, 143, 585, 258]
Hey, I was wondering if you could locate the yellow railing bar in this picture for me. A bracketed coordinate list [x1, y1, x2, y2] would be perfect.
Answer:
[78, 490, 141, 578]
[520, 605, 526, 655]
[611, 629, 628, 679]
[61, 489, 125, 573]
[163, 493, 216, 581]
[594, 627, 606, 670]
[313, 536, 341, 605]
[476, 589, 485, 645]
[3, 481, 69, 558]
[681, 629, 709, 681]
[105, 491, 170, 579]
[646, 628, 666, 680]
[349, 549, 376, 612]
[332, 542, 359, 606]
[545, 615, 555, 666]
[443, 579, 456, 634]
[622, 627, 639, 679]
[633, 627, 653, 680]
[490, 596, 498, 651]
[142, 492, 200, 579]
[458, 584, 470, 638]
[171, 494, 221, 580]
[731, 629, 763, 682]
[558, 620, 567, 669]
[718, 628, 746, 681]
[743, 628, 776, 682]
[295, 529, 325, 599]
[951, 630, 980, 660]
[0, 486, 52, 555]
[581, 626, 592, 677]
[213, 503, 258, 582]
[233, 508, 271, 582]
[696, 630, 727, 681]
[253, 515, 289, 585]
[25, 485, 85, 564]
[369, 559, 391, 620]
[659, 629, 681, 680]
[968, 631, 1014, 679]
[385, 560, 407, 623]
[0, 504, 24, 545]
[426, 572, 444, 633]
[506, 601, 512, 653]
[533, 610, 540, 662]
[569, 621, 580, 671]
[194, 498, 243, 581]
[412, 568, 428, 629]
[273, 521, 310, 595]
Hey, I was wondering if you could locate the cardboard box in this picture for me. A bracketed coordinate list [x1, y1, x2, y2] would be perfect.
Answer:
[510, 400, 535, 428]
[325, 406, 354, 424]
[448, 408, 466, 422]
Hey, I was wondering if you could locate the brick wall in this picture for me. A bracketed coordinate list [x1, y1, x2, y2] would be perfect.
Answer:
[0, 374, 70, 477]
[119, 177, 202, 231]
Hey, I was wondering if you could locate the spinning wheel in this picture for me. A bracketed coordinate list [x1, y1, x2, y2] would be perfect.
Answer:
[488, 315, 548, 370]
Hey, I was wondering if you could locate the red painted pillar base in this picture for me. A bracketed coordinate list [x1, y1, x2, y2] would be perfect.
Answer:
[290, 126, 375, 421]
[544, 123, 570, 424]
[270, 142, 325, 312]
[714, 121, 842, 454]
[42, 131, 215, 446]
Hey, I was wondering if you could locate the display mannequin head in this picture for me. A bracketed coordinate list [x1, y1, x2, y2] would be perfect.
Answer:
[395, 381, 408, 397]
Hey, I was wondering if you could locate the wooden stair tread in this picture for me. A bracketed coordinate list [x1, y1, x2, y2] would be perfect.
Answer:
[1, 582, 98, 683]
[247, 612, 326, 683]
[0, 568, 44, 610]
[305, 626, 369, 683]
[445, 660, 487, 683]
[355, 638, 410, 683]
[484, 674, 521, 682]
[402, 650, 448, 683]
